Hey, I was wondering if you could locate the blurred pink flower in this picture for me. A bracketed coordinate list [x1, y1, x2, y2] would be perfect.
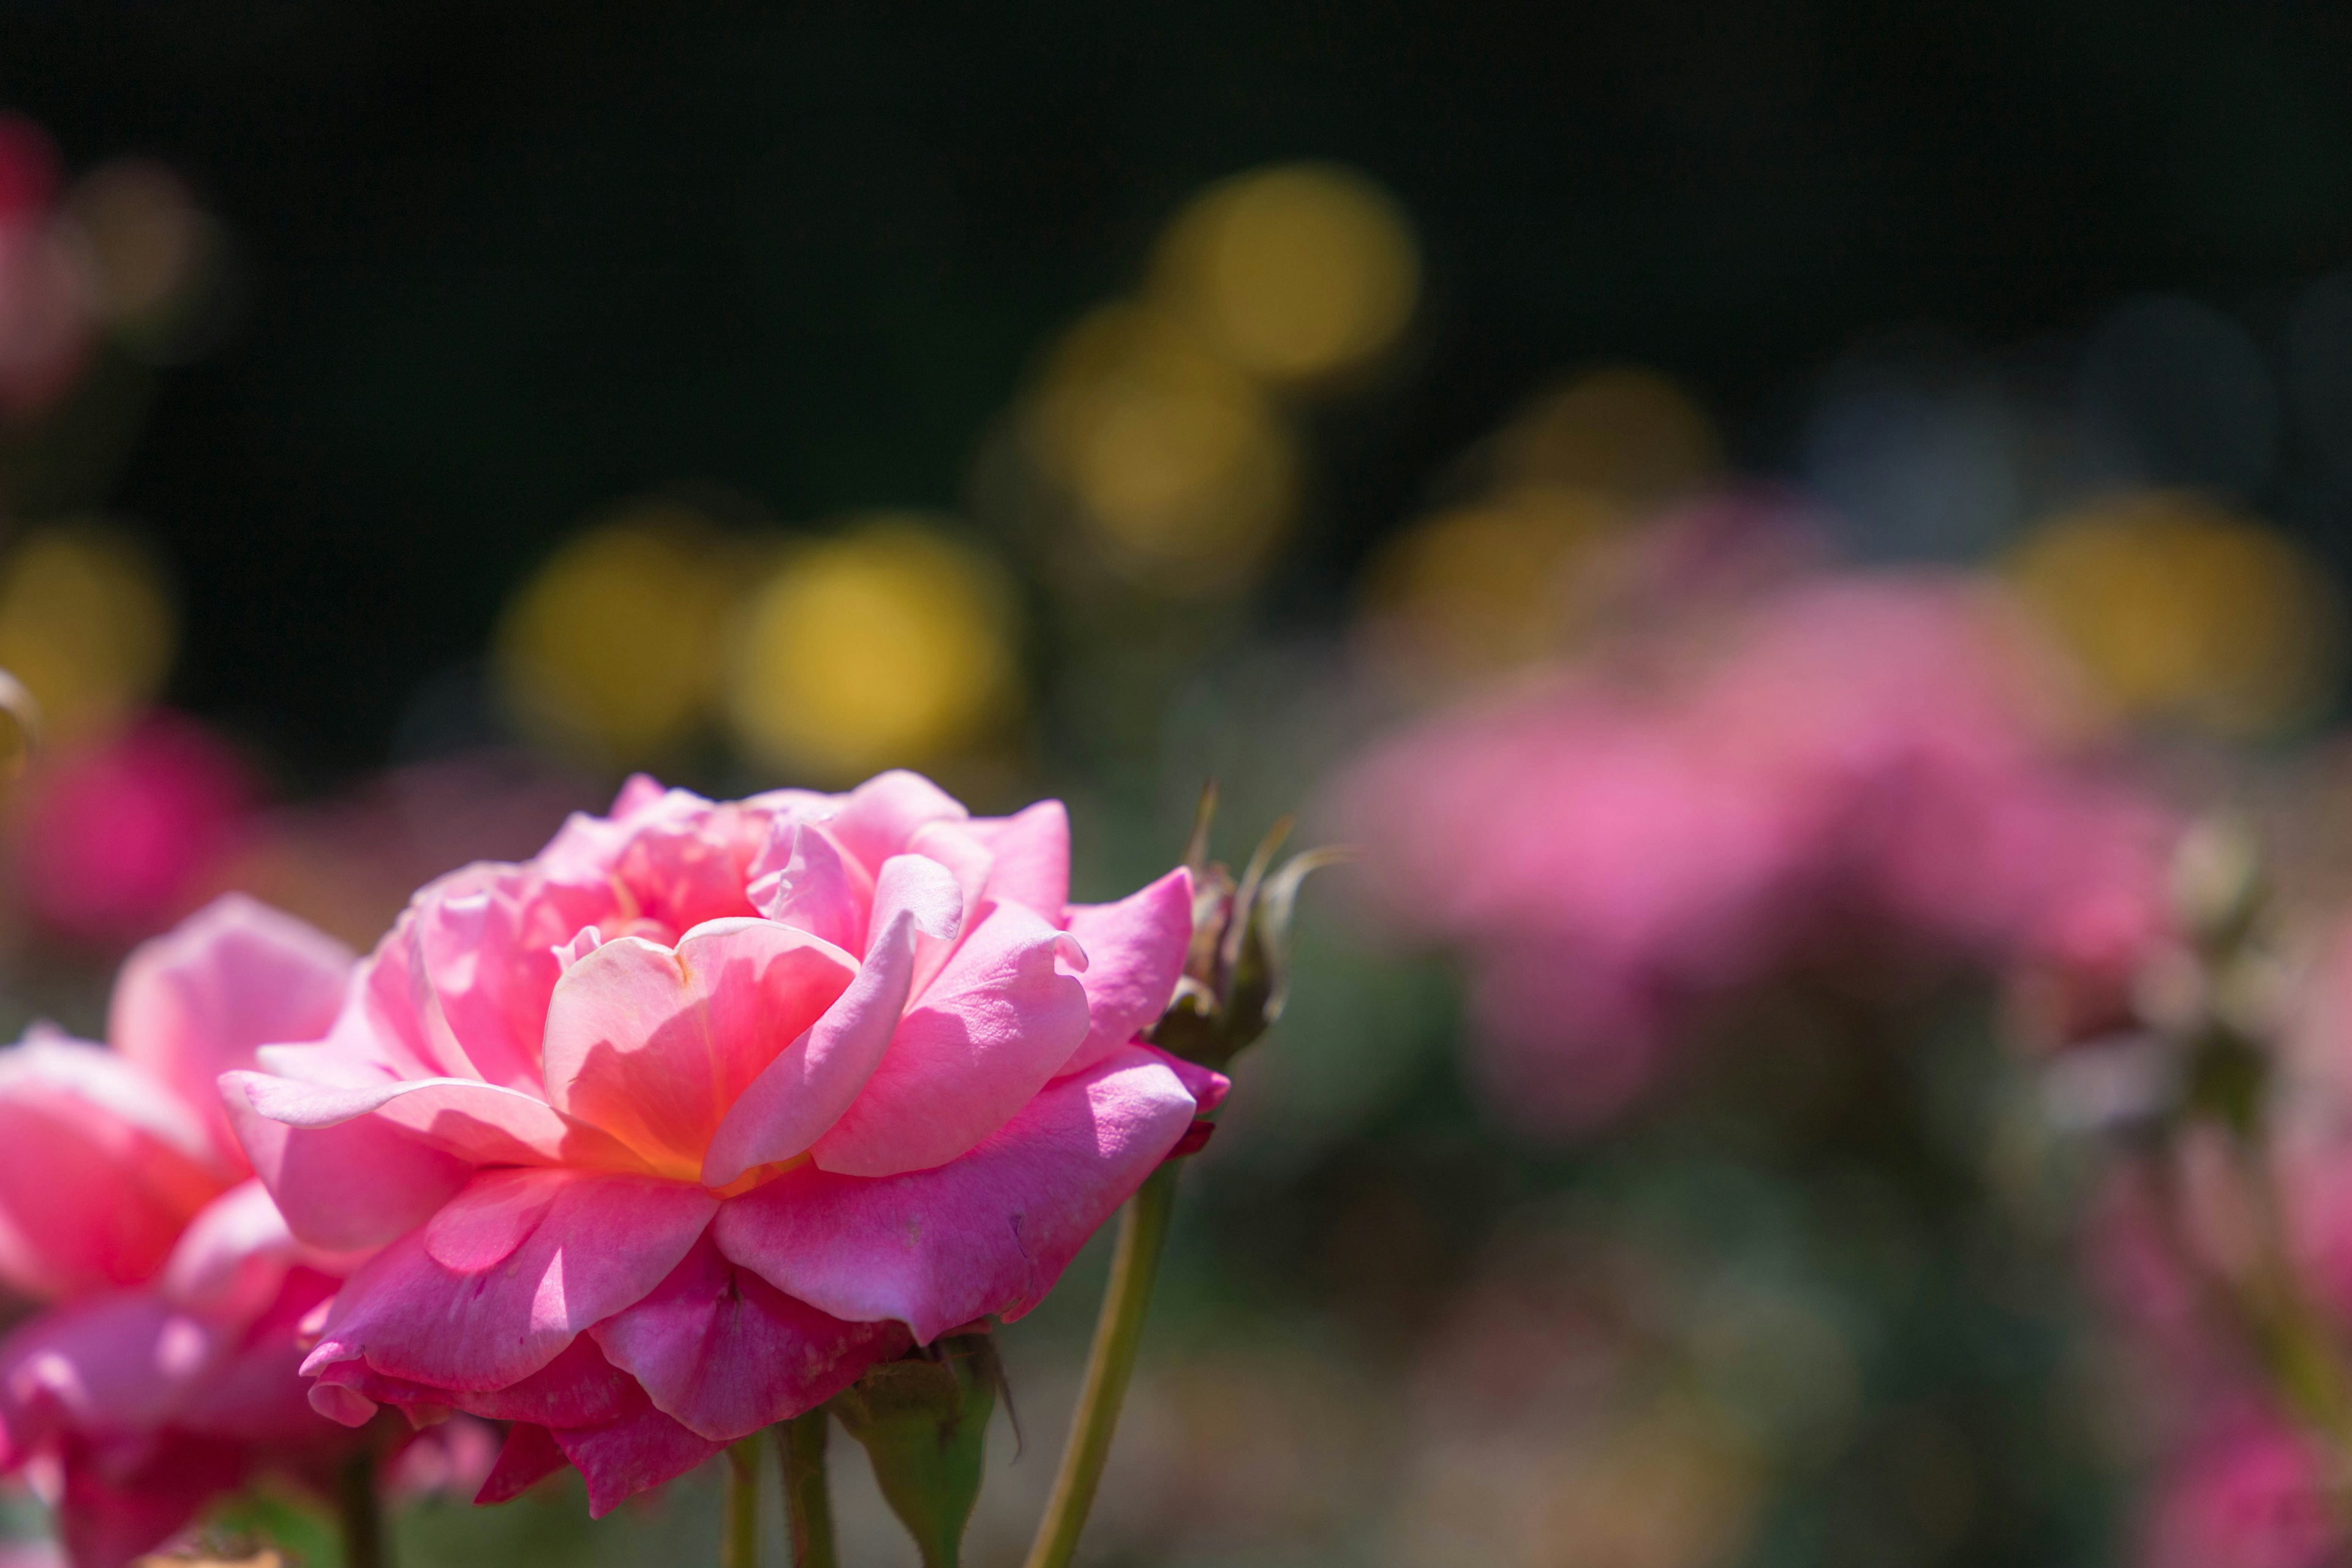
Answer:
[1335, 565, 2177, 1129]
[0, 895, 362, 1568]
[10, 713, 255, 946]
[2138, 1415, 2340, 1568]
[224, 770, 1219, 1515]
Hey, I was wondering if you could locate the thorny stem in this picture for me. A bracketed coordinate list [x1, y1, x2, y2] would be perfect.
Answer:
[335, 1447, 387, 1568]
[723, 1433, 762, 1568]
[1022, 1163, 1180, 1568]
[781, 1408, 838, 1568]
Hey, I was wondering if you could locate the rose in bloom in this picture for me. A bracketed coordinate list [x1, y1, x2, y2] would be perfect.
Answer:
[0, 895, 361, 1568]
[224, 771, 1216, 1513]
[1334, 568, 2177, 1129]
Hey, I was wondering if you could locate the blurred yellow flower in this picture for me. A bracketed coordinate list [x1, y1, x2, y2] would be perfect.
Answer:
[1151, 161, 1420, 388]
[2005, 491, 2343, 738]
[725, 515, 1017, 782]
[495, 502, 735, 762]
[1027, 303, 1299, 595]
[0, 521, 175, 743]
[1489, 367, 1722, 511]
[1359, 484, 1627, 692]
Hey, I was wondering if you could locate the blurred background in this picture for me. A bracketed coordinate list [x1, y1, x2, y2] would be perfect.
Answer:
[10, 1, 2352, 1563]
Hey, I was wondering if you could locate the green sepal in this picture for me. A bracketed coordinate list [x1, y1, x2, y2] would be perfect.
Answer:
[829, 1334, 1001, 1568]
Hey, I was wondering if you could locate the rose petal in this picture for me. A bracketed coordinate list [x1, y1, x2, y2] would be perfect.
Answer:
[1060, 868, 1194, 1077]
[747, 820, 873, 954]
[0, 1041, 222, 1297]
[590, 1232, 907, 1442]
[222, 1073, 472, 1253]
[699, 856, 962, 1188]
[720, 1044, 1199, 1341]
[108, 893, 353, 1164]
[236, 1071, 636, 1170]
[811, 900, 1091, 1178]
[477, 1420, 569, 1504]
[823, 771, 968, 875]
[304, 1169, 717, 1392]
[542, 921, 858, 1175]
[554, 1402, 727, 1518]
[968, 799, 1071, 918]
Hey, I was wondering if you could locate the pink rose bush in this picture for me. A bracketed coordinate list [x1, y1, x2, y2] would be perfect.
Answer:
[1335, 565, 2178, 1128]
[0, 895, 362, 1567]
[222, 770, 1219, 1513]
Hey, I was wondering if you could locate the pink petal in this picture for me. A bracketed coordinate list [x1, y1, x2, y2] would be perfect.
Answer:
[107, 894, 354, 1164]
[176, 1266, 347, 1444]
[0, 1041, 222, 1297]
[236, 1071, 637, 1170]
[609, 773, 669, 819]
[0, 1294, 219, 1444]
[51, 1430, 245, 1568]
[823, 771, 968, 875]
[1060, 868, 1194, 1077]
[1145, 1044, 1231, 1115]
[747, 820, 873, 953]
[590, 1232, 908, 1442]
[303, 1169, 716, 1391]
[542, 920, 858, 1175]
[478, 1420, 569, 1504]
[968, 799, 1071, 918]
[222, 1073, 470, 1252]
[159, 1179, 296, 1318]
[718, 1044, 1200, 1341]
[554, 1401, 728, 1518]
[316, 1332, 643, 1430]
[812, 900, 1091, 1179]
[700, 856, 962, 1188]
[402, 866, 603, 1091]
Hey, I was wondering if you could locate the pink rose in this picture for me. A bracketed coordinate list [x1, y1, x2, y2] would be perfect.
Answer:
[225, 771, 1219, 1514]
[0, 895, 361, 1568]
[1333, 567, 2177, 1129]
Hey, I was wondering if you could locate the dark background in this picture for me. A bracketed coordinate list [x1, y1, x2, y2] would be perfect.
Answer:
[8, 0, 2351, 782]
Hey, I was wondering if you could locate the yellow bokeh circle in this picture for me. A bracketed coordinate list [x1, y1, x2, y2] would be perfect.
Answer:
[1359, 485, 1628, 692]
[495, 503, 736, 761]
[1150, 162, 1420, 388]
[1489, 368, 1723, 511]
[1027, 303, 1299, 594]
[725, 516, 1018, 782]
[2005, 490, 2343, 737]
[0, 522, 176, 744]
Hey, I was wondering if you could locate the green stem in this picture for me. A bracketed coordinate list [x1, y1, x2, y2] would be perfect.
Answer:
[723, 1433, 762, 1568]
[781, 1408, 837, 1568]
[336, 1447, 387, 1568]
[1022, 1163, 1180, 1568]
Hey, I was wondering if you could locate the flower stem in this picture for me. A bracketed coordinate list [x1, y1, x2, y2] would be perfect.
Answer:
[781, 1408, 838, 1568]
[1022, 1163, 1180, 1568]
[723, 1432, 763, 1568]
[336, 1447, 387, 1568]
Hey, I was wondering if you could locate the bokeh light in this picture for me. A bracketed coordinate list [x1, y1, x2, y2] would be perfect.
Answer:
[67, 159, 217, 342]
[1488, 368, 1722, 511]
[2005, 490, 2344, 737]
[0, 522, 175, 744]
[494, 502, 736, 764]
[1148, 161, 1420, 389]
[1026, 302, 1300, 594]
[1359, 484, 1626, 691]
[725, 514, 1018, 782]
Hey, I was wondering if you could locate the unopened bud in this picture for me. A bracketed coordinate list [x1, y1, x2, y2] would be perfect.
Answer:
[829, 1333, 1001, 1568]
[1149, 783, 1348, 1069]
